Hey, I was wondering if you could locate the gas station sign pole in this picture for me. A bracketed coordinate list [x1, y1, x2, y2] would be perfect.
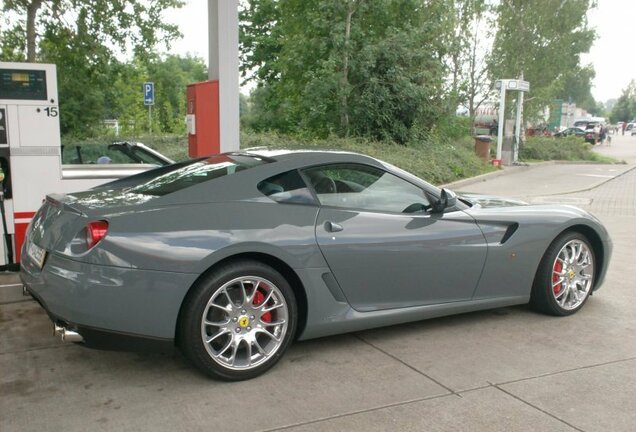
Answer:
[494, 78, 530, 164]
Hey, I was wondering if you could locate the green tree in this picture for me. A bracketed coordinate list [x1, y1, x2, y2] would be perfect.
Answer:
[489, 0, 597, 120]
[610, 81, 636, 123]
[100, 55, 207, 137]
[240, 0, 448, 143]
[1, 0, 185, 137]
[443, 0, 493, 131]
[147, 55, 207, 133]
[557, 64, 598, 114]
[239, 0, 282, 85]
[1, 0, 184, 62]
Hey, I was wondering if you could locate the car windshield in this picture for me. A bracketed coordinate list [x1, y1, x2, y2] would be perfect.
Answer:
[130, 153, 270, 196]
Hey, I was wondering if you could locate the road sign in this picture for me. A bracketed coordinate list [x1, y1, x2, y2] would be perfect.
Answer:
[143, 82, 154, 106]
[495, 79, 530, 92]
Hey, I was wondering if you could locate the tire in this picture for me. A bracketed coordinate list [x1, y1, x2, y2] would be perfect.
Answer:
[530, 232, 595, 316]
[179, 260, 297, 381]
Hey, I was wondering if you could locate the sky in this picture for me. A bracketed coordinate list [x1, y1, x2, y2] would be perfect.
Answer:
[581, 0, 636, 103]
[166, 0, 636, 104]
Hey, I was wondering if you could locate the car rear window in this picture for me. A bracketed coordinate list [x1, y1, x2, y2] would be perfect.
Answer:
[258, 170, 316, 205]
[131, 153, 269, 196]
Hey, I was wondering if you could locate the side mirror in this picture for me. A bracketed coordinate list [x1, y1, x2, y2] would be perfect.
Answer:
[431, 188, 457, 213]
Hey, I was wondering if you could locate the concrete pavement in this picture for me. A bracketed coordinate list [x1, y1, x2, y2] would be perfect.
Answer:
[1, 133, 636, 431]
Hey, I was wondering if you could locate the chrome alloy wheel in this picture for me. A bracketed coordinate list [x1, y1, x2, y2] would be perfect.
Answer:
[551, 239, 594, 310]
[200, 276, 289, 370]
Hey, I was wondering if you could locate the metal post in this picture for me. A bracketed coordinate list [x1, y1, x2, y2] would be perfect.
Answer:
[514, 90, 523, 163]
[496, 82, 506, 161]
[148, 105, 152, 134]
[208, 0, 240, 152]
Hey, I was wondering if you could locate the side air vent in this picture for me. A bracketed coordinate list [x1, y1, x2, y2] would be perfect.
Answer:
[500, 223, 519, 244]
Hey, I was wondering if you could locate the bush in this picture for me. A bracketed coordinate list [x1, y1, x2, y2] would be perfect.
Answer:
[241, 131, 494, 185]
[520, 136, 619, 163]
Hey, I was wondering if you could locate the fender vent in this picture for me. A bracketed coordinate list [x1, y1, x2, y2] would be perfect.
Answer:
[500, 223, 519, 244]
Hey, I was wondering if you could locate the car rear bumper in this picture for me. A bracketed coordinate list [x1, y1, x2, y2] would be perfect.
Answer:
[26, 286, 174, 351]
[20, 251, 199, 342]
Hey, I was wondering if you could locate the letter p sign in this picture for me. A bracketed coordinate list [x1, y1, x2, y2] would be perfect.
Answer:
[143, 82, 155, 106]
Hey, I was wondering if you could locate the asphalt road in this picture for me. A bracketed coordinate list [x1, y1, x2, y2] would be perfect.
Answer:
[1, 133, 635, 431]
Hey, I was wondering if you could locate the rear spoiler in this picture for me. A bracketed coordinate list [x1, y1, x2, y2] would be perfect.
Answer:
[46, 194, 87, 217]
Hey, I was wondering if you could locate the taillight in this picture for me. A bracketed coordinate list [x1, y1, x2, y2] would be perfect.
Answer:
[86, 221, 109, 249]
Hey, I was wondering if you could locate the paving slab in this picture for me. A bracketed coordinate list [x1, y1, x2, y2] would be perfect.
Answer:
[278, 386, 576, 432]
[501, 359, 636, 432]
[0, 303, 448, 432]
[357, 291, 635, 393]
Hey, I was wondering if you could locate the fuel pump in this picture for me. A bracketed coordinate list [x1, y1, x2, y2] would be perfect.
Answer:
[0, 165, 16, 270]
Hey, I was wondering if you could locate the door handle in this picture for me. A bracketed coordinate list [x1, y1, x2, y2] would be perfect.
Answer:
[324, 221, 343, 233]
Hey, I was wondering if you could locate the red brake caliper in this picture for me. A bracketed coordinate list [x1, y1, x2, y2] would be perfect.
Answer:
[552, 260, 563, 295]
[253, 289, 272, 323]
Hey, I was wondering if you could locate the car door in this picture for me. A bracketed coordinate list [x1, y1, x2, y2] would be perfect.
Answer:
[303, 163, 488, 312]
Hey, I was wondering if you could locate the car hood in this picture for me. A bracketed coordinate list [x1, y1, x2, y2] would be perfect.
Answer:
[458, 192, 528, 208]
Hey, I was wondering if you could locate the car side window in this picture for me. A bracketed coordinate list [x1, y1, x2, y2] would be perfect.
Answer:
[258, 170, 316, 205]
[302, 164, 430, 213]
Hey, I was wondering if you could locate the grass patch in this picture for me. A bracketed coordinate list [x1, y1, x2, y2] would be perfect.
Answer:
[240, 131, 495, 185]
[520, 136, 622, 164]
[62, 129, 623, 187]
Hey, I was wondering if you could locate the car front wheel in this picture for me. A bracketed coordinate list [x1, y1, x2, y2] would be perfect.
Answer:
[531, 232, 595, 316]
[179, 260, 297, 381]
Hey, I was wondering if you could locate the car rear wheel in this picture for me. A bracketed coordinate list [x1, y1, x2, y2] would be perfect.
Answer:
[530, 232, 595, 316]
[179, 260, 297, 381]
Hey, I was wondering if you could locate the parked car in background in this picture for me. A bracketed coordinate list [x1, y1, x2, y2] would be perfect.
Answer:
[61, 141, 174, 166]
[553, 127, 586, 138]
[573, 120, 591, 129]
[584, 122, 601, 144]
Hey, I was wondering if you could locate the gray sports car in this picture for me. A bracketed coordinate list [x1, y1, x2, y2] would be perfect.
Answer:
[21, 150, 612, 380]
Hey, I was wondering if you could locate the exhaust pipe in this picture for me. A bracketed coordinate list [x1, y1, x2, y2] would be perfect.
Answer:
[53, 324, 84, 343]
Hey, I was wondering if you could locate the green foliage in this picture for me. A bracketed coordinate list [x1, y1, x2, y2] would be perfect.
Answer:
[443, 0, 492, 120]
[146, 55, 207, 134]
[240, 0, 448, 143]
[558, 65, 598, 114]
[1, 0, 192, 138]
[520, 136, 620, 163]
[489, 0, 597, 119]
[240, 131, 494, 185]
[430, 115, 472, 141]
[609, 80, 636, 123]
[1, 0, 184, 61]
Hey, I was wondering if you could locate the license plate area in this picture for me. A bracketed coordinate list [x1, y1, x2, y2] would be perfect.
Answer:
[27, 240, 47, 269]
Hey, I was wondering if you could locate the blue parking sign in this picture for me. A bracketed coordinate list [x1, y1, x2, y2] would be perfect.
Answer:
[143, 82, 154, 106]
